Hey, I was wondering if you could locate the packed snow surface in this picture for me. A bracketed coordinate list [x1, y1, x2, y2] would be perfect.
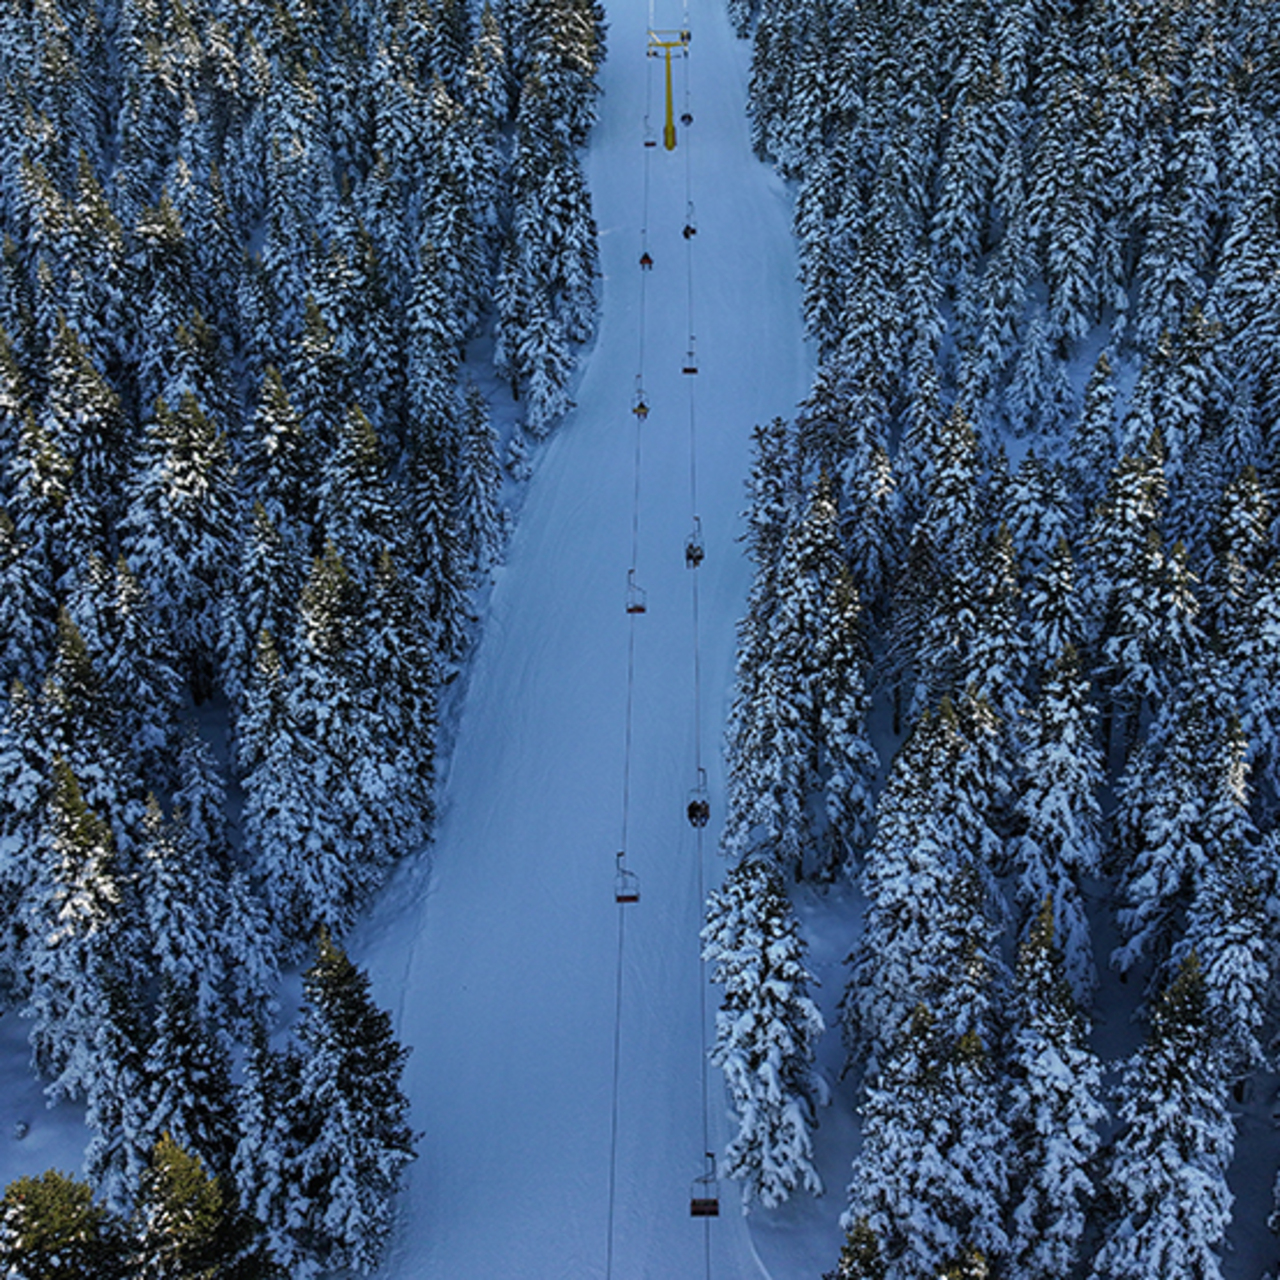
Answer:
[358, 0, 818, 1271]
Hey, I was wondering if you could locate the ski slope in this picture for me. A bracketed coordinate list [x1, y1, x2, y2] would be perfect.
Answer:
[359, 0, 812, 1273]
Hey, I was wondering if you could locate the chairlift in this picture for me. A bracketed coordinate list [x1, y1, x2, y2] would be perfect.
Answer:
[690, 1152, 719, 1217]
[632, 384, 650, 419]
[615, 851, 640, 904]
[640, 250, 654, 269]
[682, 202, 697, 238]
[682, 336, 698, 375]
[685, 517, 704, 569]
[687, 766, 710, 828]
[626, 569, 648, 614]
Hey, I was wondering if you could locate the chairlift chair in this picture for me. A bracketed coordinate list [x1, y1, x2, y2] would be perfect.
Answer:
[690, 1153, 719, 1217]
[640, 250, 654, 269]
[680, 109, 693, 126]
[687, 766, 710, 828]
[682, 336, 698, 375]
[626, 569, 648, 614]
[682, 202, 697, 238]
[615, 852, 640, 904]
[632, 385, 650, 419]
[685, 517, 704, 569]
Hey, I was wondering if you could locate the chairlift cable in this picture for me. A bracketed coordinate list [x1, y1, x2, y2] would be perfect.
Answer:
[606, 27, 659, 1280]
[604, 894, 628, 1280]
[681, 41, 715, 1280]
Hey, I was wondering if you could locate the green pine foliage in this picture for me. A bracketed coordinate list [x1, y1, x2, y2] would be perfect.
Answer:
[0, 1169, 128, 1280]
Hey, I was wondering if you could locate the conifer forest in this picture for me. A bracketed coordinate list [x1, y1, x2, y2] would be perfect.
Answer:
[0, 0, 605, 1268]
[1, 0, 1280, 1275]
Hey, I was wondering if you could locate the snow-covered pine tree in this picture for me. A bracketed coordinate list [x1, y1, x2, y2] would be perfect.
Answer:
[243, 365, 313, 554]
[702, 857, 828, 1207]
[823, 1219, 885, 1280]
[819, 565, 877, 872]
[9, 409, 95, 594]
[406, 237, 463, 455]
[0, 506, 53, 691]
[1006, 900, 1104, 1280]
[0, 682, 48, 993]
[1067, 351, 1118, 508]
[41, 316, 128, 547]
[219, 501, 300, 718]
[0, 1169, 129, 1279]
[1012, 645, 1103, 1005]
[405, 443, 472, 665]
[130, 1133, 237, 1280]
[22, 757, 124, 1104]
[844, 1006, 1008, 1280]
[67, 557, 183, 785]
[1024, 537, 1084, 675]
[318, 404, 400, 577]
[284, 930, 416, 1275]
[121, 392, 238, 699]
[140, 980, 237, 1181]
[454, 381, 505, 577]
[844, 697, 1006, 1073]
[1089, 954, 1233, 1280]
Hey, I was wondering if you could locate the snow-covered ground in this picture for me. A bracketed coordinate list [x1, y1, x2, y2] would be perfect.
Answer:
[356, 0, 820, 1271]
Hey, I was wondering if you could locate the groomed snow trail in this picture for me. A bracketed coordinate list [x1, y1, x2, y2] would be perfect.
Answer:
[361, 0, 809, 1273]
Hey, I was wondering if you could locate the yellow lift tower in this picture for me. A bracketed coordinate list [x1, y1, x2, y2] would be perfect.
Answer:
[647, 28, 690, 150]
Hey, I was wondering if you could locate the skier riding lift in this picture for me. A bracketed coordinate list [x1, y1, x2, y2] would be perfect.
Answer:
[685, 517, 704, 568]
[687, 766, 710, 827]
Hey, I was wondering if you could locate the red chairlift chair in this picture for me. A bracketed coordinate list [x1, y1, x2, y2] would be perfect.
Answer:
[626, 569, 648, 615]
[690, 1153, 719, 1217]
[615, 852, 640, 904]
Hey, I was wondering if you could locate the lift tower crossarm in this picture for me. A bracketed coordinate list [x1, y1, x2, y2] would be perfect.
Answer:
[647, 28, 690, 150]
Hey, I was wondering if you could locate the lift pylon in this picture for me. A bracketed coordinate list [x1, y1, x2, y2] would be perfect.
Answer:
[647, 29, 690, 151]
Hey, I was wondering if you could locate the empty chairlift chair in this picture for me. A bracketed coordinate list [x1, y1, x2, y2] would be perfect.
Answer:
[685, 517, 704, 568]
[615, 852, 640, 904]
[682, 201, 697, 239]
[682, 337, 698, 375]
[626, 569, 648, 614]
[687, 767, 710, 828]
[690, 1153, 719, 1217]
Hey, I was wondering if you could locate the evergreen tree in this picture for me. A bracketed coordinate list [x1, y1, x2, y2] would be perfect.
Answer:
[1012, 647, 1103, 1004]
[1089, 956, 1233, 1280]
[130, 1134, 240, 1280]
[0, 1170, 128, 1279]
[0, 507, 54, 691]
[22, 757, 123, 1104]
[703, 858, 828, 1207]
[282, 931, 416, 1274]
[819, 566, 877, 872]
[454, 381, 505, 576]
[122, 393, 238, 697]
[1006, 902, 1105, 1280]
[844, 1008, 1008, 1280]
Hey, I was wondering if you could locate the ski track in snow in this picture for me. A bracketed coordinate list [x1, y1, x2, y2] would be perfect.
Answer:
[359, 0, 814, 1272]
